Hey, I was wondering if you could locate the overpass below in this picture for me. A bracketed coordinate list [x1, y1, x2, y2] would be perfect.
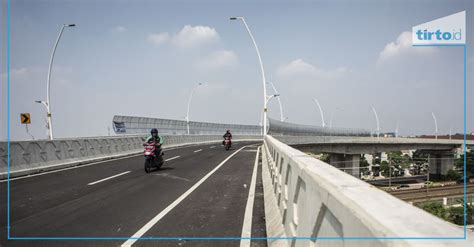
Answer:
[275, 135, 473, 178]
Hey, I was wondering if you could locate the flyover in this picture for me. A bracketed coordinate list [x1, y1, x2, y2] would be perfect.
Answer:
[0, 117, 471, 246]
[269, 118, 473, 178]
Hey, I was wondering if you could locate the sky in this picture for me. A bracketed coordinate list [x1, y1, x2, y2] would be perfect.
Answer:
[1, 0, 473, 140]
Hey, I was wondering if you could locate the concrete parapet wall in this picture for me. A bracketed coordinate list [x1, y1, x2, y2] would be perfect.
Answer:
[261, 135, 470, 246]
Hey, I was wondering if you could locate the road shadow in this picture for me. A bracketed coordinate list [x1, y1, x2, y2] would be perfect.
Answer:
[155, 167, 175, 172]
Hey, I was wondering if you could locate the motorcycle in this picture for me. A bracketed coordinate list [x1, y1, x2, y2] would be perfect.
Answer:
[223, 137, 231, 151]
[143, 141, 164, 173]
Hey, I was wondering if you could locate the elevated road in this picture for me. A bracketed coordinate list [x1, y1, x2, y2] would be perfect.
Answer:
[0, 141, 266, 246]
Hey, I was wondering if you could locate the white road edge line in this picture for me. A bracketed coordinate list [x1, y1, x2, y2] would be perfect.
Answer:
[240, 146, 260, 247]
[87, 171, 131, 186]
[193, 149, 202, 153]
[165, 156, 181, 162]
[121, 146, 247, 247]
[210, 146, 216, 149]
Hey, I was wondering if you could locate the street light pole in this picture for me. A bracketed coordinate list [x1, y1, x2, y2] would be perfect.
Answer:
[449, 125, 452, 140]
[230, 16, 268, 136]
[44, 23, 75, 140]
[186, 83, 203, 135]
[35, 100, 49, 136]
[260, 95, 279, 135]
[431, 112, 438, 140]
[267, 81, 284, 122]
[371, 106, 380, 139]
[395, 120, 400, 138]
[312, 98, 325, 127]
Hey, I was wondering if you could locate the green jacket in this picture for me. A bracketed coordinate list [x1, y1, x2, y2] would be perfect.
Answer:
[145, 134, 164, 145]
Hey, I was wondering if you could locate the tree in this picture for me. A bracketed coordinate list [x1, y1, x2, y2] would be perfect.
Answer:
[359, 154, 371, 176]
[360, 154, 369, 167]
[387, 151, 411, 169]
[380, 160, 390, 177]
[446, 169, 461, 181]
[319, 153, 330, 163]
[412, 150, 429, 175]
[448, 207, 465, 225]
[418, 199, 473, 225]
[448, 199, 473, 225]
[419, 201, 448, 221]
[455, 151, 473, 178]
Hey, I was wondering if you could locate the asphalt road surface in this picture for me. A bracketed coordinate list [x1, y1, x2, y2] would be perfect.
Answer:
[0, 141, 267, 247]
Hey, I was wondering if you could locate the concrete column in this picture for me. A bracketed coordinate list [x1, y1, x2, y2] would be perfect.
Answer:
[329, 153, 361, 178]
[427, 151, 455, 178]
[329, 153, 345, 169]
[440, 153, 455, 176]
[346, 154, 361, 178]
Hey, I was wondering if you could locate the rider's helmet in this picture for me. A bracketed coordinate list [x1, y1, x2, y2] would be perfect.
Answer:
[226, 129, 230, 133]
[151, 128, 158, 138]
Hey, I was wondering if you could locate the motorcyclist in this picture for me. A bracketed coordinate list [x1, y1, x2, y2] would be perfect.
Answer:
[222, 129, 232, 146]
[144, 128, 164, 156]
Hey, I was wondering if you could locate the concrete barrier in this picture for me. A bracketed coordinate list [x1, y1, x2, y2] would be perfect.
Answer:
[261, 135, 470, 246]
[0, 135, 261, 179]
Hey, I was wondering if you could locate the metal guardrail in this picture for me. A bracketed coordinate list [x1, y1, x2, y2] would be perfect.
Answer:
[112, 115, 262, 135]
[267, 118, 371, 137]
[0, 135, 261, 179]
[261, 135, 469, 246]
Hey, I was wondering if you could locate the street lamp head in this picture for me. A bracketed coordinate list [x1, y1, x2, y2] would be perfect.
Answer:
[274, 94, 280, 97]
[35, 100, 43, 104]
[229, 17, 238, 20]
[67, 24, 76, 27]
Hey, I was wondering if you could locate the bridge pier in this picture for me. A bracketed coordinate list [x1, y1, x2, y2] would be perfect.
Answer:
[425, 150, 456, 178]
[329, 153, 360, 178]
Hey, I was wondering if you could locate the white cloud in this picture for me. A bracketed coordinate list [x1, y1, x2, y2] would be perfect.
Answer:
[147, 32, 170, 46]
[378, 31, 436, 63]
[113, 26, 128, 32]
[172, 25, 219, 48]
[147, 25, 219, 48]
[277, 59, 348, 79]
[8, 67, 29, 77]
[1, 67, 38, 82]
[197, 50, 238, 69]
[1, 66, 73, 86]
